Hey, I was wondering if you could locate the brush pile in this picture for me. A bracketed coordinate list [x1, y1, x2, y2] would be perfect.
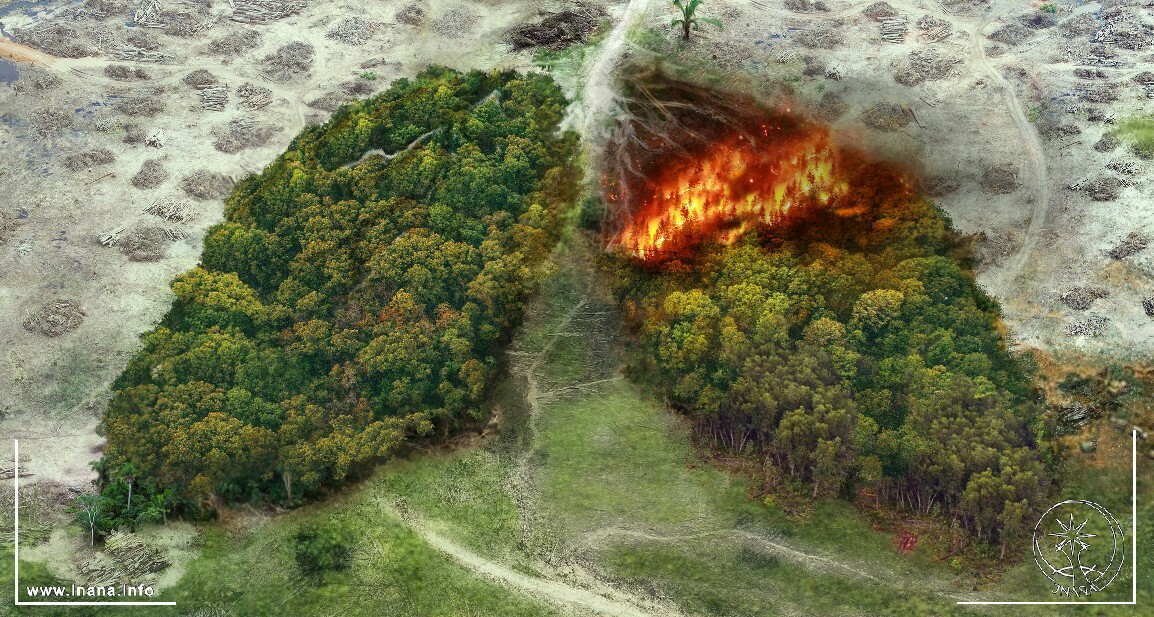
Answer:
[230, 0, 304, 24]
[23, 300, 85, 337]
[181, 170, 234, 200]
[509, 7, 602, 50]
[981, 163, 1021, 194]
[13, 67, 62, 93]
[1108, 231, 1149, 259]
[1061, 286, 1108, 311]
[104, 531, 170, 578]
[894, 48, 960, 85]
[342, 79, 375, 97]
[796, 26, 842, 49]
[237, 82, 272, 110]
[396, 4, 426, 25]
[1077, 84, 1120, 103]
[262, 41, 314, 82]
[1134, 71, 1154, 98]
[145, 198, 193, 223]
[326, 17, 376, 46]
[306, 93, 347, 112]
[120, 227, 170, 261]
[916, 14, 951, 41]
[432, 8, 478, 38]
[116, 95, 166, 117]
[785, 0, 829, 11]
[990, 22, 1032, 46]
[1094, 6, 1154, 51]
[858, 102, 913, 131]
[104, 65, 151, 81]
[920, 174, 960, 196]
[162, 7, 216, 37]
[0, 211, 20, 245]
[1066, 315, 1109, 337]
[29, 108, 73, 139]
[213, 117, 277, 153]
[811, 94, 847, 123]
[1094, 132, 1120, 152]
[77, 555, 122, 587]
[131, 159, 169, 189]
[208, 28, 262, 55]
[183, 69, 219, 89]
[12, 23, 95, 58]
[1072, 175, 1123, 201]
[123, 123, 147, 144]
[1020, 11, 1056, 30]
[61, 0, 125, 20]
[134, 0, 164, 27]
[1106, 159, 1140, 175]
[863, 1, 898, 20]
[64, 149, 116, 171]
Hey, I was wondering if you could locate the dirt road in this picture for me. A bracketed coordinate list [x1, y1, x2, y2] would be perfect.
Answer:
[405, 515, 673, 617]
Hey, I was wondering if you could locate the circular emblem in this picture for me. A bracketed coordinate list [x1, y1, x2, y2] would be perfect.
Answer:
[1032, 500, 1125, 597]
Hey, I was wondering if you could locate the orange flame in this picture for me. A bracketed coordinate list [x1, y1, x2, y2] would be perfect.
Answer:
[617, 124, 849, 260]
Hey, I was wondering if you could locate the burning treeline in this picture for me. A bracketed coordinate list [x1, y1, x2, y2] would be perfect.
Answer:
[605, 80, 914, 262]
[601, 79, 1049, 554]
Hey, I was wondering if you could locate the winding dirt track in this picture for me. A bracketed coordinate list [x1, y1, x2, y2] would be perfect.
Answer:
[565, 0, 655, 145]
[0, 39, 55, 65]
[407, 518, 668, 617]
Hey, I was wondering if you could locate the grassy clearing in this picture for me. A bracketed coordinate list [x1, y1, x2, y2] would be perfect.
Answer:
[1116, 116, 1154, 158]
[3, 487, 557, 617]
[372, 447, 529, 569]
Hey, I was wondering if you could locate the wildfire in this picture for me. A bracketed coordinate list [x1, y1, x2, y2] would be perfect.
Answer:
[616, 124, 849, 260]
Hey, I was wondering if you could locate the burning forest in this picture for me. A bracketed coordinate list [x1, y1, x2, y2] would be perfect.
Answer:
[605, 78, 915, 263]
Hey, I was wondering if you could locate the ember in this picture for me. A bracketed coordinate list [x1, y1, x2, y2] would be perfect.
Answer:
[606, 78, 916, 263]
[617, 122, 848, 259]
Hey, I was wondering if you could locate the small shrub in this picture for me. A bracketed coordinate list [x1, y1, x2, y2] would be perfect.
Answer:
[360, 71, 377, 81]
[293, 522, 355, 577]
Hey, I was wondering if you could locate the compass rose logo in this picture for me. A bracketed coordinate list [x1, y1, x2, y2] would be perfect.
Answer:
[1032, 500, 1125, 597]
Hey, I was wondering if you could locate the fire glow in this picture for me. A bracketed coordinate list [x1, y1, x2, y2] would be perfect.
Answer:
[616, 122, 850, 260]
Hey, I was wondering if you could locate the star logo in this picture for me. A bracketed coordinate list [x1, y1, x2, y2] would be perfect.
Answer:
[1032, 500, 1124, 598]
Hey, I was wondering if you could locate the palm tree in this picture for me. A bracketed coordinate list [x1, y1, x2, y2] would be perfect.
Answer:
[113, 462, 139, 511]
[671, 0, 722, 41]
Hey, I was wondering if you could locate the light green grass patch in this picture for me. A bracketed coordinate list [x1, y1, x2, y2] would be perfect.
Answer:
[1117, 116, 1154, 158]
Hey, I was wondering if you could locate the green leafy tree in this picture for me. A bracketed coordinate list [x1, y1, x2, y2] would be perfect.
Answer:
[671, 0, 722, 41]
[70, 494, 106, 547]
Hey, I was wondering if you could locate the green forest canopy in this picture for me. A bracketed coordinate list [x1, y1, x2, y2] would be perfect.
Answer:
[98, 67, 578, 518]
